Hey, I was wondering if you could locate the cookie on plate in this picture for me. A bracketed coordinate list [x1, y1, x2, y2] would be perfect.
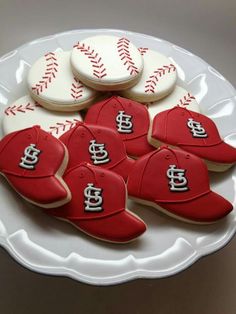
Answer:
[2, 95, 83, 138]
[46, 163, 146, 243]
[27, 51, 99, 112]
[71, 35, 143, 91]
[120, 47, 177, 102]
[149, 107, 236, 171]
[84, 96, 155, 158]
[60, 122, 135, 181]
[127, 146, 233, 223]
[0, 126, 71, 208]
[147, 85, 200, 119]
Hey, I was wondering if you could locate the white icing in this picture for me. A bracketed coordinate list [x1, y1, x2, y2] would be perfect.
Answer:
[121, 48, 177, 102]
[89, 140, 110, 165]
[116, 111, 133, 133]
[27, 51, 98, 105]
[71, 35, 143, 84]
[166, 165, 188, 192]
[84, 183, 103, 212]
[19, 144, 41, 170]
[187, 118, 207, 138]
[148, 85, 200, 119]
[2, 95, 83, 138]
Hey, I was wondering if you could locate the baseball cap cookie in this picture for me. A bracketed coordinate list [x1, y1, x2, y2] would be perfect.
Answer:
[2, 95, 83, 138]
[0, 126, 71, 208]
[120, 48, 177, 102]
[84, 96, 155, 158]
[147, 85, 200, 120]
[59, 122, 135, 181]
[71, 35, 143, 91]
[127, 146, 233, 224]
[47, 163, 146, 243]
[27, 51, 99, 112]
[149, 107, 236, 171]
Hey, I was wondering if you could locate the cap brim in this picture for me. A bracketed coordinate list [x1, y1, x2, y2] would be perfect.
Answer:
[157, 190, 233, 223]
[110, 157, 135, 182]
[70, 210, 146, 243]
[125, 134, 155, 158]
[6, 174, 70, 207]
[180, 141, 236, 164]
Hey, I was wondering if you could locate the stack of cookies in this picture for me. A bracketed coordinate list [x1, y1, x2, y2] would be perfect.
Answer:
[1, 34, 236, 243]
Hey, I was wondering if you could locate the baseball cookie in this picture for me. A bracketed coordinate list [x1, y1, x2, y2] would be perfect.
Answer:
[127, 146, 233, 224]
[147, 85, 200, 120]
[27, 51, 99, 111]
[120, 48, 177, 102]
[46, 163, 146, 243]
[2, 95, 83, 138]
[0, 126, 71, 208]
[149, 107, 236, 171]
[71, 35, 143, 91]
[60, 122, 135, 181]
[84, 96, 155, 158]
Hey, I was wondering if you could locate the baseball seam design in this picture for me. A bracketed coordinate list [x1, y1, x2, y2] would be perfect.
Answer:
[31, 52, 59, 95]
[4, 102, 41, 116]
[145, 64, 176, 93]
[49, 119, 80, 135]
[70, 77, 84, 100]
[117, 37, 139, 75]
[177, 93, 196, 106]
[74, 43, 107, 79]
[138, 47, 149, 56]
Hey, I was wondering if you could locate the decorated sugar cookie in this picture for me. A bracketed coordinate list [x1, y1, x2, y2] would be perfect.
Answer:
[120, 48, 177, 102]
[2, 95, 83, 138]
[71, 35, 143, 91]
[127, 146, 233, 223]
[149, 107, 236, 171]
[0, 126, 71, 208]
[27, 51, 99, 111]
[60, 122, 135, 181]
[46, 163, 146, 243]
[84, 96, 155, 158]
[147, 85, 200, 119]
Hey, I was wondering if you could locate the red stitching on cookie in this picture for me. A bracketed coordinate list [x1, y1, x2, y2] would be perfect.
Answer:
[49, 119, 80, 135]
[177, 93, 196, 106]
[145, 64, 176, 93]
[74, 43, 107, 79]
[4, 102, 41, 116]
[31, 52, 58, 95]
[70, 77, 84, 100]
[138, 47, 149, 56]
[117, 37, 139, 75]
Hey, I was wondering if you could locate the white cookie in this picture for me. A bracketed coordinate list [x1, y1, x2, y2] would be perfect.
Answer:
[2, 95, 83, 138]
[147, 85, 200, 119]
[120, 48, 177, 102]
[27, 51, 99, 112]
[71, 35, 143, 91]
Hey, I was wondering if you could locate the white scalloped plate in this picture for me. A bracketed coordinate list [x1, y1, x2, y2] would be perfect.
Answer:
[0, 29, 235, 286]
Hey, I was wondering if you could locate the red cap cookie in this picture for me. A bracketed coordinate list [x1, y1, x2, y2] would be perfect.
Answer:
[84, 96, 155, 157]
[47, 163, 146, 243]
[150, 107, 236, 171]
[127, 146, 233, 223]
[0, 126, 70, 208]
[59, 122, 134, 181]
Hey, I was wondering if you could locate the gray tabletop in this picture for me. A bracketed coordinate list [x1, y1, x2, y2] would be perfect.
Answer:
[0, 1, 236, 313]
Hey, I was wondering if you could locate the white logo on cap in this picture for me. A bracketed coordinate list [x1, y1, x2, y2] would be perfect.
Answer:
[167, 165, 188, 192]
[88, 140, 110, 165]
[84, 183, 103, 212]
[19, 144, 41, 170]
[116, 111, 133, 133]
[187, 118, 207, 138]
